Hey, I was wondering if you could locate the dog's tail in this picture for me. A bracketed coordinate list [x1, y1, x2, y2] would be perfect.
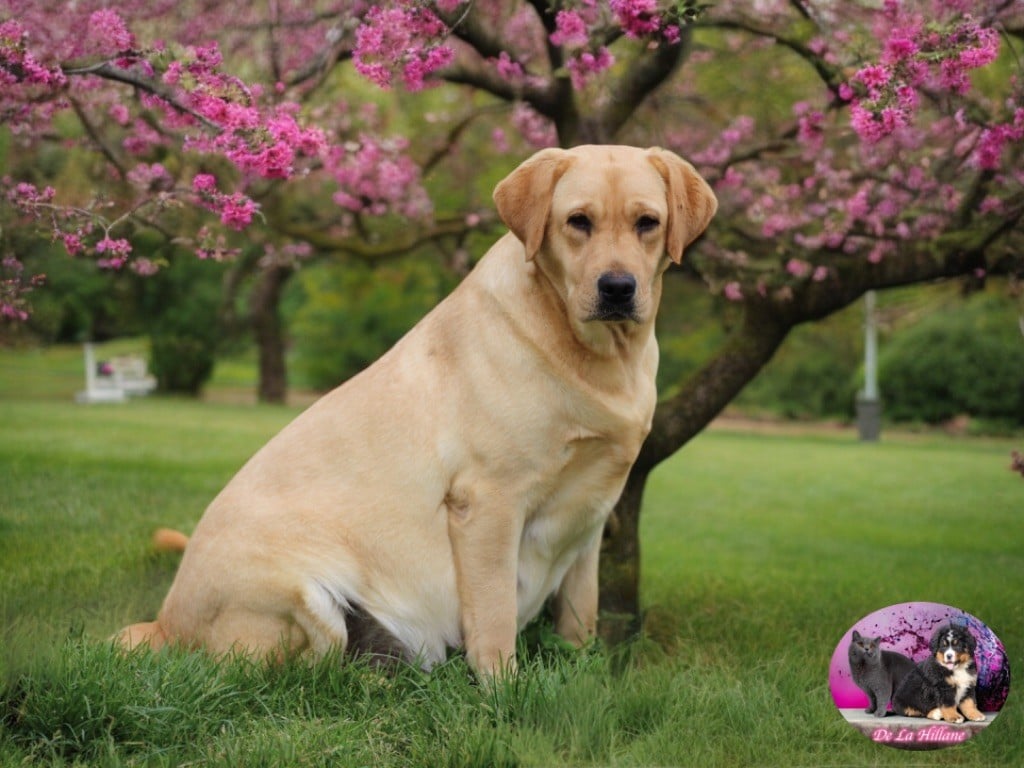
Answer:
[111, 528, 187, 652]
[152, 527, 189, 552]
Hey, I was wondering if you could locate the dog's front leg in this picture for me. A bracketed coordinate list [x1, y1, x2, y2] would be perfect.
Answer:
[446, 493, 521, 677]
[552, 530, 600, 646]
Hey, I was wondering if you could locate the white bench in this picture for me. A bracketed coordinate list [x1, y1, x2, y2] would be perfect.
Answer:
[75, 343, 157, 403]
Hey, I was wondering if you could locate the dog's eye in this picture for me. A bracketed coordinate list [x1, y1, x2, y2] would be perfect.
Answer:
[636, 215, 659, 235]
[567, 213, 592, 234]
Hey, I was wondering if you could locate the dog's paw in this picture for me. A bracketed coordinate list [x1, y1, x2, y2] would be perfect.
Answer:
[966, 711, 986, 722]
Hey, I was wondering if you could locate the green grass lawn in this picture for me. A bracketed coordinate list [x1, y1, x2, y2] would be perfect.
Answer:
[1, 345, 1022, 766]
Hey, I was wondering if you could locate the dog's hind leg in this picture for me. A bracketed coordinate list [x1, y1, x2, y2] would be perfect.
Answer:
[291, 580, 353, 660]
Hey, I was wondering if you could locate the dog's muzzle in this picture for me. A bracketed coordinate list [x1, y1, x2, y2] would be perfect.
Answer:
[594, 272, 637, 321]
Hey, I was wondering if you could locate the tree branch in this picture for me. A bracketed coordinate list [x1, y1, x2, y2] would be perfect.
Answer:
[593, 32, 692, 141]
[62, 60, 220, 131]
[68, 97, 127, 179]
[267, 215, 499, 261]
[701, 16, 845, 94]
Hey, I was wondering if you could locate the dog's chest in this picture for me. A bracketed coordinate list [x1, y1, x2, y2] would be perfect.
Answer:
[513, 431, 634, 624]
[948, 666, 975, 702]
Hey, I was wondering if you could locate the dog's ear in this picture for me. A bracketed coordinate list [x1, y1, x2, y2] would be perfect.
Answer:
[646, 147, 717, 265]
[930, 625, 947, 653]
[493, 148, 573, 261]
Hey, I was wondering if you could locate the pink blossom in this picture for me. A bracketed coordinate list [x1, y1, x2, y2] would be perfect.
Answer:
[979, 196, 1004, 214]
[723, 282, 743, 302]
[494, 52, 524, 82]
[62, 233, 83, 256]
[354, 5, 453, 91]
[86, 10, 134, 56]
[94, 235, 133, 269]
[812, 266, 829, 282]
[109, 103, 130, 126]
[218, 193, 258, 230]
[192, 174, 217, 194]
[511, 102, 557, 148]
[867, 242, 890, 264]
[0, 20, 67, 89]
[785, 258, 812, 278]
[550, 11, 589, 48]
[796, 108, 825, 153]
[842, 187, 870, 218]
[850, 103, 907, 143]
[610, 0, 660, 39]
[883, 32, 919, 65]
[491, 127, 510, 154]
[126, 163, 172, 191]
[855, 64, 890, 92]
[567, 47, 615, 90]
[434, 0, 466, 12]
[130, 258, 161, 276]
[326, 136, 431, 219]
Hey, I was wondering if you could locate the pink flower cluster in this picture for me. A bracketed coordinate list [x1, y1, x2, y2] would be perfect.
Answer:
[0, 20, 66, 88]
[164, 43, 327, 180]
[1, 255, 45, 322]
[610, 0, 662, 39]
[691, 116, 756, 166]
[551, 10, 590, 48]
[94, 235, 133, 270]
[511, 103, 558, 149]
[545, 6, 617, 89]
[125, 162, 173, 192]
[972, 108, 1024, 170]
[192, 174, 259, 231]
[842, 5, 1001, 144]
[354, 4, 455, 92]
[567, 47, 615, 90]
[85, 9, 135, 57]
[6, 181, 56, 213]
[325, 137, 431, 220]
[6, 179, 151, 269]
[0, 19, 69, 131]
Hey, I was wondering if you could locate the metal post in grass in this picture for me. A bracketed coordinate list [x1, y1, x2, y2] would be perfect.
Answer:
[856, 291, 881, 442]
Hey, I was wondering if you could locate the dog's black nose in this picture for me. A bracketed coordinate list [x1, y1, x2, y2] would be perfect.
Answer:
[597, 272, 636, 306]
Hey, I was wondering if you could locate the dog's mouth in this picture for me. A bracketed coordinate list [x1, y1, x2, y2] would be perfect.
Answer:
[590, 307, 641, 323]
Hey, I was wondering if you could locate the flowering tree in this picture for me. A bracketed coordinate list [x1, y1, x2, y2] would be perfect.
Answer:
[3, 0, 1023, 635]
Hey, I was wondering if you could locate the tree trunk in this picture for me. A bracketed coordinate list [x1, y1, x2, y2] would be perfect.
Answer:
[249, 263, 293, 404]
[598, 300, 792, 644]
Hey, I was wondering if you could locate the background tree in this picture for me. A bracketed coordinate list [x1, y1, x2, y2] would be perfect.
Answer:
[2, 0, 1022, 638]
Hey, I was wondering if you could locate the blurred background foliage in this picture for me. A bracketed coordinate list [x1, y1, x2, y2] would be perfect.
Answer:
[2, 22, 1022, 429]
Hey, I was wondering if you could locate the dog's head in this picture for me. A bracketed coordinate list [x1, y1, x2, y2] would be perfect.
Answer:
[493, 145, 716, 336]
[929, 624, 977, 672]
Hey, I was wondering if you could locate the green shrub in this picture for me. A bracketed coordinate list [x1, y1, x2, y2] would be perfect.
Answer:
[149, 334, 216, 395]
[289, 258, 452, 391]
[140, 254, 229, 396]
[735, 314, 862, 420]
[879, 295, 1024, 425]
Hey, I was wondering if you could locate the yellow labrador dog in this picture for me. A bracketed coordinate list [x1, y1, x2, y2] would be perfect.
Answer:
[117, 145, 716, 676]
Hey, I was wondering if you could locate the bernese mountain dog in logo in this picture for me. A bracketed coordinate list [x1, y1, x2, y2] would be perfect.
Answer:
[893, 622, 986, 723]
